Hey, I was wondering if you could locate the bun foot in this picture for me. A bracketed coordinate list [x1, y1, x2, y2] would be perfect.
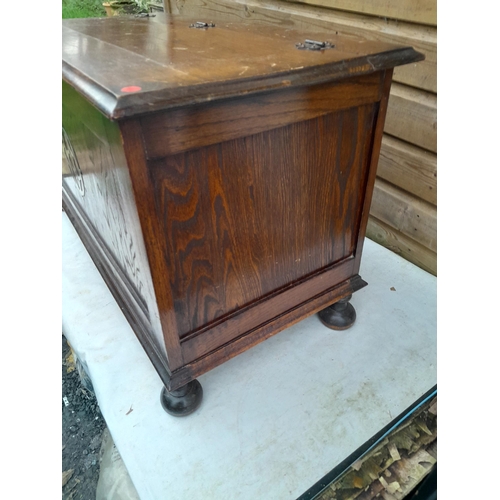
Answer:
[160, 379, 203, 417]
[318, 294, 356, 331]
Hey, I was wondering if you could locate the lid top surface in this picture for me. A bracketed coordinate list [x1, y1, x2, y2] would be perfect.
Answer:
[62, 14, 423, 119]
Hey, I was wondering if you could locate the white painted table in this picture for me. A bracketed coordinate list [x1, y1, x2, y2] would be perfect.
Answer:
[62, 212, 436, 500]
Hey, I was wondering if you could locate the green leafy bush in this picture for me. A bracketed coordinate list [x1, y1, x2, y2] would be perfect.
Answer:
[62, 0, 106, 19]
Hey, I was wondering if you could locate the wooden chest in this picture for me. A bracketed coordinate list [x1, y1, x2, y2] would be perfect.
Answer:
[62, 14, 423, 416]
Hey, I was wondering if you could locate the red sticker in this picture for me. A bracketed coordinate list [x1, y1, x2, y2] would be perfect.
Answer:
[121, 85, 142, 93]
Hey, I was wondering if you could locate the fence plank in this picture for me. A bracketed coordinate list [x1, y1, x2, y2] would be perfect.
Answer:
[378, 135, 437, 206]
[370, 178, 437, 253]
[282, 0, 437, 26]
[385, 83, 437, 153]
[367, 216, 437, 275]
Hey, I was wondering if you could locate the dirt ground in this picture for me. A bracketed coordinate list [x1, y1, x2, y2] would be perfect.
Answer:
[62, 334, 107, 499]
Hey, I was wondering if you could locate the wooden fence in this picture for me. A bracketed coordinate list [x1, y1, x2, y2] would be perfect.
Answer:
[161, 0, 438, 275]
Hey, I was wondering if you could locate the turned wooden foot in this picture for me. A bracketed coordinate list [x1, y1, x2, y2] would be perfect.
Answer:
[318, 294, 356, 331]
[160, 379, 203, 417]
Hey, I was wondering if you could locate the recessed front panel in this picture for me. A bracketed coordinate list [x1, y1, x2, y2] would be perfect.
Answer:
[150, 104, 377, 339]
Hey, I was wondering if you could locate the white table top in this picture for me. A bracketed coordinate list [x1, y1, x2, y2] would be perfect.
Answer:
[62, 212, 436, 500]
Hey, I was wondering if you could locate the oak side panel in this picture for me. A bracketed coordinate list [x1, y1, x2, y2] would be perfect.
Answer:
[150, 104, 377, 340]
[62, 81, 166, 357]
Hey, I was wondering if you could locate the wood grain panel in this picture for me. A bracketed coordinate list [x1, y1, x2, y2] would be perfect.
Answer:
[378, 135, 437, 206]
[369, 178, 437, 253]
[282, 0, 437, 26]
[62, 82, 166, 356]
[62, 188, 174, 385]
[141, 72, 382, 158]
[367, 216, 436, 275]
[170, 0, 437, 93]
[385, 83, 437, 153]
[150, 105, 377, 338]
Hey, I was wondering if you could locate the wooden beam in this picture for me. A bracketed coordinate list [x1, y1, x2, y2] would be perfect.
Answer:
[378, 135, 437, 206]
[385, 83, 437, 153]
[170, 0, 437, 92]
[367, 216, 437, 275]
[369, 178, 437, 253]
[282, 0, 437, 26]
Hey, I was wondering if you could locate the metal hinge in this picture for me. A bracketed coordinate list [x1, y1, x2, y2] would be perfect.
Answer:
[189, 21, 216, 29]
[296, 40, 334, 51]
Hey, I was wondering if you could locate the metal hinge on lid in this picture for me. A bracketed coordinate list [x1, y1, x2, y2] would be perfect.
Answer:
[189, 21, 216, 29]
[296, 40, 334, 51]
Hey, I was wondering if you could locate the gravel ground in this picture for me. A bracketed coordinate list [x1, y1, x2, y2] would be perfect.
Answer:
[62, 334, 107, 499]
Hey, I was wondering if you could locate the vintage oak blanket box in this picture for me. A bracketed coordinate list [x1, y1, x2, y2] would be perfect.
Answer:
[62, 14, 423, 416]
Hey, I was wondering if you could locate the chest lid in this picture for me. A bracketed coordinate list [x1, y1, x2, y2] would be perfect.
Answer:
[62, 13, 423, 120]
